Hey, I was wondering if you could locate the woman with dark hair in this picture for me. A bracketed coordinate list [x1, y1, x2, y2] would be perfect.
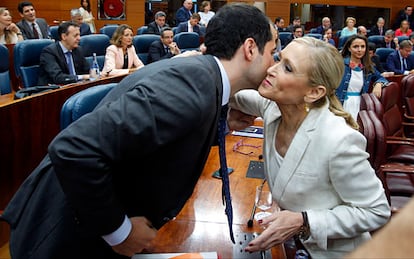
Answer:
[337, 34, 388, 120]
[79, 0, 96, 33]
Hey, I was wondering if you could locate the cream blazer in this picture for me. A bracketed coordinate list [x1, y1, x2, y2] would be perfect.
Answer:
[233, 90, 390, 258]
[102, 45, 144, 76]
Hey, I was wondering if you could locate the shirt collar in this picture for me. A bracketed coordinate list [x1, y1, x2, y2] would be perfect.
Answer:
[213, 56, 230, 105]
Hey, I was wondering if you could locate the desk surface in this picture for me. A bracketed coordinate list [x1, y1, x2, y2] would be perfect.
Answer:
[147, 131, 286, 258]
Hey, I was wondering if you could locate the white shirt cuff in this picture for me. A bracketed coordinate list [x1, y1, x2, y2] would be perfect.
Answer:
[101, 215, 132, 246]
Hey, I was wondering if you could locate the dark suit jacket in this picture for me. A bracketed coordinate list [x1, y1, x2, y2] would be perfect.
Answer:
[16, 18, 50, 40]
[368, 25, 387, 36]
[371, 54, 385, 73]
[37, 42, 90, 85]
[3, 55, 224, 259]
[146, 21, 169, 35]
[80, 22, 92, 36]
[377, 39, 397, 49]
[176, 21, 201, 35]
[386, 50, 414, 75]
[175, 6, 191, 25]
[147, 39, 174, 64]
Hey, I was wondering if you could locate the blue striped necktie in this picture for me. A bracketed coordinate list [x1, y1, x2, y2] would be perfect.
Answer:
[217, 104, 235, 243]
[65, 51, 76, 76]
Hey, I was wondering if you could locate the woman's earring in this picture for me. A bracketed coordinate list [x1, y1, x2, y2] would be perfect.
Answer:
[305, 103, 310, 113]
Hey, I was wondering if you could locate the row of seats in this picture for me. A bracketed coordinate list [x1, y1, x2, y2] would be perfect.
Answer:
[2, 32, 201, 91]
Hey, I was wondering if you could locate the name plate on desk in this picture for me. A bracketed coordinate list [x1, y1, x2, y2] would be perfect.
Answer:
[132, 252, 218, 259]
[232, 126, 264, 138]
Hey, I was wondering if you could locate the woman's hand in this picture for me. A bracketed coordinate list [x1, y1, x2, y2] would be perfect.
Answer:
[244, 210, 303, 252]
[372, 83, 383, 98]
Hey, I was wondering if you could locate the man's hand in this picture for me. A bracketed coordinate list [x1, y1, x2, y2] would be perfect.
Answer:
[112, 216, 157, 257]
[228, 108, 257, 131]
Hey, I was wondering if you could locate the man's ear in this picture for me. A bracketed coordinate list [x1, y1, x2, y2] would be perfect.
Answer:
[304, 85, 326, 103]
[243, 38, 257, 61]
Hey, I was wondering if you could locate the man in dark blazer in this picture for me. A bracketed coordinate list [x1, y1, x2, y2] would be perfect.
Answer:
[386, 40, 414, 75]
[147, 27, 180, 64]
[377, 29, 398, 49]
[368, 17, 387, 36]
[175, 0, 193, 25]
[37, 21, 90, 85]
[2, 4, 277, 259]
[176, 13, 201, 36]
[147, 11, 169, 35]
[16, 1, 50, 40]
[70, 8, 92, 36]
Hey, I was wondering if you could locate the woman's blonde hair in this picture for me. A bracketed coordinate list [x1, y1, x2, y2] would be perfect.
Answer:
[110, 24, 133, 47]
[0, 8, 14, 44]
[346, 17, 356, 25]
[293, 37, 358, 129]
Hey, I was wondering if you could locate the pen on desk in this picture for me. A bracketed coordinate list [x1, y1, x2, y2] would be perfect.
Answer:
[247, 178, 267, 227]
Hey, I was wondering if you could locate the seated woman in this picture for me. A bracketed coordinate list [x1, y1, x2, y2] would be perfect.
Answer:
[0, 7, 24, 44]
[395, 19, 412, 37]
[229, 37, 390, 258]
[337, 34, 388, 120]
[102, 24, 144, 76]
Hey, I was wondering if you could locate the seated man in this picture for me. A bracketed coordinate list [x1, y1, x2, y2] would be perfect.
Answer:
[377, 29, 399, 49]
[147, 11, 169, 35]
[37, 21, 90, 85]
[176, 13, 201, 36]
[70, 8, 91, 36]
[147, 27, 181, 64]
[16, 1, 50, 39]
[386, 40, 414, 75]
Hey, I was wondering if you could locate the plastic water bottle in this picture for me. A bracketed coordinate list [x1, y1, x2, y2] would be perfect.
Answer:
[89, 53, 100, 81]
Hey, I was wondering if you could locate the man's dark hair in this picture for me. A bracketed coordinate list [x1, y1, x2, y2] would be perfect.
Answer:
[160, 27, 173, 37]
[275, 16, 282, 24]
[57, 21, 80, 40]
[205, 3, 272, 59]
[17, 1, 33, 13]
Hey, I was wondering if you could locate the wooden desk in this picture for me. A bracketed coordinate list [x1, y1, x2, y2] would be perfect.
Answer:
[0, 75, 126, 213]
[148, 132, 286, 258]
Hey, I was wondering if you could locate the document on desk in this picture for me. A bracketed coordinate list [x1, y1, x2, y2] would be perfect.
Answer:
[132, 252, 218, 259]
[232, 126, 264, 138]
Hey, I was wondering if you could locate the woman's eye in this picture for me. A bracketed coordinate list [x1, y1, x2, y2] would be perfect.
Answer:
[284, 63, 293, 73]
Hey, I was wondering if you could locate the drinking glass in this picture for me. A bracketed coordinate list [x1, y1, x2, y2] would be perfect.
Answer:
[254, 185, 273, 222]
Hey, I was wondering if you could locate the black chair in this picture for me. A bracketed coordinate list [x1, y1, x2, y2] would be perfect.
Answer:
[173, 32, 200, 52]
[13, 39, 54, 88]
[79, 34, 111, 70]
[0, 44, 11, 95]
[60, 82, 118, 129]
[132, 34, 159, 65]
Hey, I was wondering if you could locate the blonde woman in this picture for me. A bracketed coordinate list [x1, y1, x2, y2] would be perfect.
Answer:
[341, 16, 357, 37]
[229, 37, 390, 258]
[102, 24, 144, 76]
[395, 19, 412, 36]
[0, 7, 23, 44]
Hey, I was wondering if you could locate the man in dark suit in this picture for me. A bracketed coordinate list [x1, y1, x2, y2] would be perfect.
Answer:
[176, 13, 201, 36]
[147, 27, 180, 64]
[386, 40, 414, 75]
[393, 5, 413, 30]
[147, 11, 169, 35]
[369, 17, 387, 36]
[37, 22, 90, 85]
[314, 16, 331, 35]
[175, 0, 193, 25]
[70, 8, 91, 36]
[3, 4, 277, 259]
[377, 29, 398, 49]
[16, 1, 50, 40]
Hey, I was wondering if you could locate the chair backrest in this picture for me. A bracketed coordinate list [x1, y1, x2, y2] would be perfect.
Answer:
[361, 92, 384, 120]
[304, 33, 322, 40]
[338, 35, 350, 50]
[79, 34, 111, 70]
[172, 27, 178, 35]
[13, 39, 54, 88]
[278, 32, 292, 48]
[173, 32, 200, 52]
[357, 110, 376, 168]
[136, 25, 148, 35]
[367, 35, 384, 46]
[60, 82, 118, 129]
[99, 24, 119, 38]
[366, 110, 388, 172]
[375, 48, 394, 71]
[49, 25, 59, 41]
[396, 35, 409, 43]
[132, 34, 159, 65]
[309, 28, 318, 33]
[401, 74, 414, 118]
[0, 44, 11, 95]
[380, 81, 404, 138]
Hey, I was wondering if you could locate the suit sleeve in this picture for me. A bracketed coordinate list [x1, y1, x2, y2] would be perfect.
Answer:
[386, 53, 404, 75]
[39, 47, 79, 84]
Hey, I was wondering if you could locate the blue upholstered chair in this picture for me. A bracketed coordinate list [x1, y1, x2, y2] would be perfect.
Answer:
[79, 34, 111, 70]
[278, 32, 292, 49]
[338, 35, 350, 50]
[49, 25, 59, 41]
[375, 48, 395, 71]
[99, 24, 119, 38]
[397, 35, 409, 43]
[0, 44, 11, 94]
[132, 34, 159, 65]
[136, 25, 148, 35]
[173, 32, 200, 52]
[368, 35, 384, 46]
[304, 33, 322, 40]
[13, 39, 54, 88]
[60, 82, 118, 129]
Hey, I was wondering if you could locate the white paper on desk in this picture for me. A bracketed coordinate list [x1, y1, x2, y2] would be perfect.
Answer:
[231, 126, 264, 138]
[132, 251, 218, 259]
